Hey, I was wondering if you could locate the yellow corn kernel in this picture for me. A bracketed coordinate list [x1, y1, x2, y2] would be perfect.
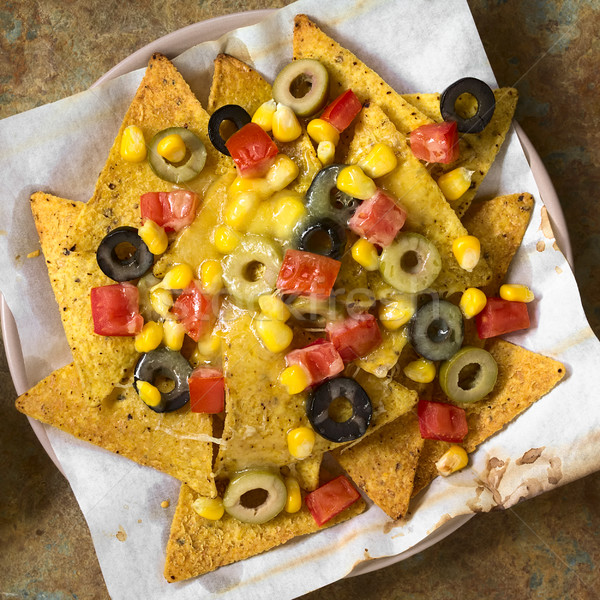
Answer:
[149, 288, 173, 318]
[224, 192, 261, 230]
[254, 315, 294, 353]
[435, 445, 469, 477]
[307, 118, 340, 145]
[138, 219, 168, 255]
[200, 259, 223, 295]
[284, 477, 302, 513]
[229, 175, 271, 200]
[317, 141, 335, 166]
[271, 191, 307, 240]
[358, 143, 398, 179]
[136, 380, 162, 408]
[119, 125, 147, 163]
[247, 200, 275, 236]
[336, 165, 376, 200]
[287, 426, 315, 460]
[378, 296, 416, 330]
[265, 154, 299, 193]
[403, 358, 436, 384]
[351, 238, 379, 271]
[459, 287, 487, 319]
[271, 103, 302, 143]
[192, 496, 225, 521]
[500, 284, 535, 303]
[163, 320, 186, 351]
[437, 167, 474, 201]
[251, 99, 277, 132]
[134, 321, 163, 353]
[258, 294, 291, 322]
[213, 225, 240, 253]
[161, 263, 194, 290]
[156, 133, 187, 163]
[197, 330, 222, 357]
[452, 235, 481, 272]
[279, 365, 310, 395]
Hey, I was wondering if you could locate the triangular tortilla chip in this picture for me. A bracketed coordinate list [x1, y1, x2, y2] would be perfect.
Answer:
[164, 482, 366, 582]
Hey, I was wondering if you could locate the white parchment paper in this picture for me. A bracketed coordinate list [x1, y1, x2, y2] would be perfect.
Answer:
[1, 1, 600, 598]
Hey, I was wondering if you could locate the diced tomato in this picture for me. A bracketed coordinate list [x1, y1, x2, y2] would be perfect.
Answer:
[171, 281, 212, 342]
[348, 189, 406, 247]
[140, 190, 198, 232]
[321, 90, 362, 133]
[409, 121, 459, 164]
[476, 297, 530, 339]
[276, 249, 341, 298]
[188, 367, 225, 414]
[417, 400, 468, 443]
[225, 122, 278, 178]
[285, 340, 344, 386]
[90, 283, 143, 336]
[326, 313, 382, 362]
[305, 475, 361, 526]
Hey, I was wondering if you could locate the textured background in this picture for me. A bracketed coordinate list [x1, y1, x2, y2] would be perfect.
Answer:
[1, 1, 599, 599]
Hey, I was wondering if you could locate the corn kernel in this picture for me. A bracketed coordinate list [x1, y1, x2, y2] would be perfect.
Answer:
[437, 167, 474, 201]
[252, 99, 277, 132]
[336, 165, 376, 200]
[271, 191, 307, 240]
[279, 365, 310, 395]
[138, 219, 168, 255]
[134, 321, 163, 353]
[378, 296, 416, 330]
[435, 445, 468, 476]
[358, 143, 398, 179]
[258, 294, 291, 322]
[500, 284, 535, 303]
[156, 133, 187, 163]
[200, 259, 223, 295]
[403, 358, 436, 383]
[150, 287, 173, 318]
[119, 125, 146, 163]
[136, 380, 162, 408]
[287, 426, 315, 460]
[213, 225, 240, 253]
[351, 238, 379, 271]
[265, 154, 299, 192]
[192, 496, 225, 520]
[163, 320, 186, 351]
[254, 315, 294, 353]
[229, 175, 271, 200]
[197, 330, 222, 357]
[161, 263, 194, 290]
[452, 235, 481, 272]
[284, 477, 302, 513]
[247, 200, 274, 236]
[459, 287, 487, 319]
[317, 141, 335, 166]
[224, 191, 261, 230]
[272, 103, 302, 143]
[306, 118, 340, 145]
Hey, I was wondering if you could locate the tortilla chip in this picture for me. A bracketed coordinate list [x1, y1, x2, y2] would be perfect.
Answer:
[164, 482, 366, 582]
[15, 364, 217, 497]
[293, 454, 322, 492]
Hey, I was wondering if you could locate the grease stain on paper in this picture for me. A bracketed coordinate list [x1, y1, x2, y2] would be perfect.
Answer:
[116, 525, 127, 542]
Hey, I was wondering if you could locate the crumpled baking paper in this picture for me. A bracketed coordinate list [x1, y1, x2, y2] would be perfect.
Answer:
[1, 0, 600, 598]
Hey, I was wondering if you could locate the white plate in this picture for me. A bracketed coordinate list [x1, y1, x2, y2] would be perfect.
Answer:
[1, 8, 573, 580]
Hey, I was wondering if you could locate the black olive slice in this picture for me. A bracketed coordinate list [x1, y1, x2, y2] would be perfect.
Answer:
[440, 77, 496, 133]
[308, 377, 372, 443]
[96, 226, 154, 282]
[272, 59, 329, 117]
[297, 217, 347, 261]
[133, 348, 192, 413]
[409, 299, 464, 361]
[208, 104, 252, 155]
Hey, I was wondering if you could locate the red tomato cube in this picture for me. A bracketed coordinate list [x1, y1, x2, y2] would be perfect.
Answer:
[305, 475, 361, 526]
[348, 189, 406, 247]
[171, 281, 212, 342]
[326, 312, 382, 362]
[321, 90, 362, 133]
[225, 122, 278, 178]
[90, 283, 143, 336]
[140, 190, 198, 232]
[476, 297, 530, 339]
[188, 367, 225, 414]
[285, 340, 344, 386]
[417, 400, 468, 443]
[276, 249, 341, 298]
[409, 121, 459, 164]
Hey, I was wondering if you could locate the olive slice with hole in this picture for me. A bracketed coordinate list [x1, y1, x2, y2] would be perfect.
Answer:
[307, 377, 372, 443]
[222, 235, 282, 307]
[96, 226, 154, 282]
[208, 104, 252, 156]
[223, 468, 287, 524]
[288, 295, 343, 328]
[148, 127, 207, 183]
[440, 77, 496, 133]
[272, 59, 329, 117]
[379, 233, 442, 294]
[408, 299, 464, 361]
[133, 348, 192, 413]
[439, 346, 498, 403]
[297, 217, 346, 261]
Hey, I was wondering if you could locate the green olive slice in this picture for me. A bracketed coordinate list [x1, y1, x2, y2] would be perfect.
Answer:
[272, 59, 329, 117]
[379, 233, 442, 294]
[223, 468, 287, 524]
[439, 346, 498, 403]
[148, 127, 207, 183]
